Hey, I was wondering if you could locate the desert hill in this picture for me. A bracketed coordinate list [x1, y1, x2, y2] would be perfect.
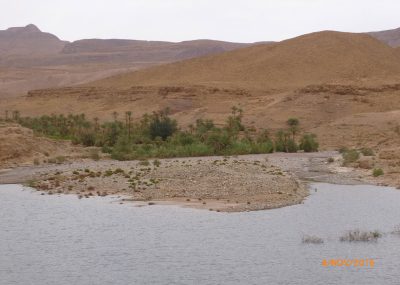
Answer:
[0, 24, 66, 57]
[5, 30, 400, 162]
[91, 31, 400, 90]
[369, 27, 400, 47]
[62, 38, 247, 57]
[1, 24, 400, 98]
[0, 25, 250, 97]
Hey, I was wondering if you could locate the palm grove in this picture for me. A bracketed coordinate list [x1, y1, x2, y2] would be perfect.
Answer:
[2, 107, 319, 160]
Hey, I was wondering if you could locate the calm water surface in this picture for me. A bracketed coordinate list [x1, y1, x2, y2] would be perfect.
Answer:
[1, 183, 400, 285]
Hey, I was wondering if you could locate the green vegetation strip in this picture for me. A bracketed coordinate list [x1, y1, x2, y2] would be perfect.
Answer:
[3, 107, 319, 160]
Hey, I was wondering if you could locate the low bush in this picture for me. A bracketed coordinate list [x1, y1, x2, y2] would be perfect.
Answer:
[342, 149, 360, 165]
[299, 133, 319, 152]
[373, 168, 384, 177]
[360, 148, 374, 156]
[55, 156, 66, 164]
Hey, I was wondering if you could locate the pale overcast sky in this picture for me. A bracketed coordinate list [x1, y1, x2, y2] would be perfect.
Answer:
[1, 0, 399, 42]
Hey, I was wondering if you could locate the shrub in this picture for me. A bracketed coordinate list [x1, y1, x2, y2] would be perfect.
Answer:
[79, 131, 96, 147]
[139, 160, 150, 166]
[149, 110, 177, 140]
[104, 170, 114, 177]
[342, 149, 360, 165]
[361, 148, 374, 156]
[327, 157, 335, 163]
[55, 156, 66, 164]
[114, 168, 125, 174]
[373, 168, 384, 177]
[250, 141, 274, 154]
[299, 133, 319, 152]
[111, 136, 135, 160]
[274, 131, 298, 153]
[205, 130, 232, 153]
[169, 132, 196, 146]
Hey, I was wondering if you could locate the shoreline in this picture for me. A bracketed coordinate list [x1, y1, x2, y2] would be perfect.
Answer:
[0, 152, 395, 212]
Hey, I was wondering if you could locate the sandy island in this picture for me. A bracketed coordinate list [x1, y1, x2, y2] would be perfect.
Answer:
[1, 151, 394, 212]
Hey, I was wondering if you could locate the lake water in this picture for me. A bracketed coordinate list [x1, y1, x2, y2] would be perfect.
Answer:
[1, 183, 400, 285]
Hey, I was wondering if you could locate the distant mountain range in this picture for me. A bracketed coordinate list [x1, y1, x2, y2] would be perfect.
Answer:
[0, 24, 252, 68]
[368, 27, 400, 47]
[0, 24, 252, 97]
[0, 24, 399, 98]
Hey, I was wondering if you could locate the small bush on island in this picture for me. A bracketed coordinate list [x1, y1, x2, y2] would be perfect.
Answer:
[8, 107, 319, 160]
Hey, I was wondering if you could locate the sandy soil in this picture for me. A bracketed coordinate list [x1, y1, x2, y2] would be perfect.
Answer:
[0, 122, 90, 169]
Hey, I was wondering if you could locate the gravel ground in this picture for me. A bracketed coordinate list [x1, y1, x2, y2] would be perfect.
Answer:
[0, 151, 392, 212]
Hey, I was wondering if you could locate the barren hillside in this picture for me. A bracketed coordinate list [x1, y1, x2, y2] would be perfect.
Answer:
[0, 24, 66, 57]
[91, 31, 400, 90]
[0, 25, 250, 97]
[0, 122, 86, 168]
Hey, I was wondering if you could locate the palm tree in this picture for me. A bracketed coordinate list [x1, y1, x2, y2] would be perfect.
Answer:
[125, 111, 132, 139]
[12, 110, 20, 121]
[112, 111, 118, 122]
[287, 118, 299, 141]
[94, 117, 99, 132]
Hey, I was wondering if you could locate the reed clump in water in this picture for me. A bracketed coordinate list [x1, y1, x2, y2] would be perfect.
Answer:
[302, 235, 324, 244]
[340, 230, 382, 242]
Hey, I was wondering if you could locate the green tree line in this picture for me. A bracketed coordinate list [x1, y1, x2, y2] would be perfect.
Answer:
[2, 108, 319, 160]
